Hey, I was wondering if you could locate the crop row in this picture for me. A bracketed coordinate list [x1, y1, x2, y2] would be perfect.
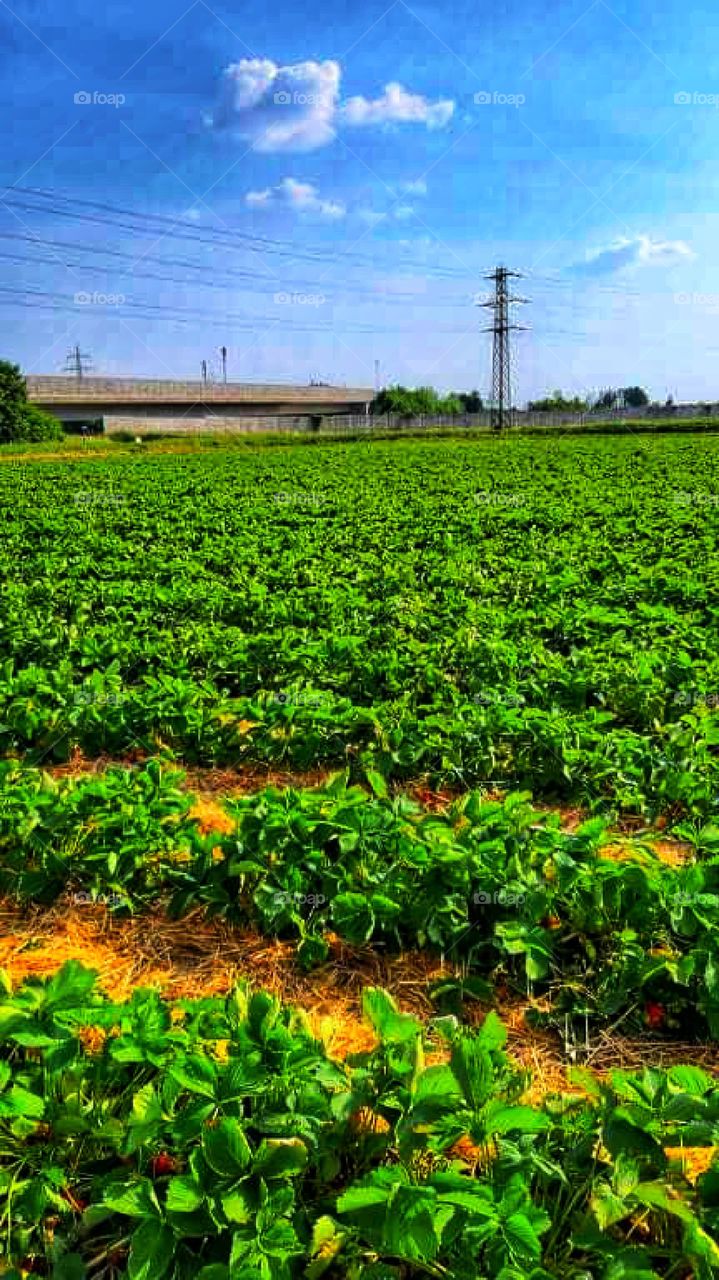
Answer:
[3, 435, 719, 814]
[3, 761, 719, 1038]
[3, 674, 719, 818]
[2, 961, 719, 1279]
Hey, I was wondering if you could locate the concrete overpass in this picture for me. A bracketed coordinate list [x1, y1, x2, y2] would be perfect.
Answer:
[26, 376, 374, 434]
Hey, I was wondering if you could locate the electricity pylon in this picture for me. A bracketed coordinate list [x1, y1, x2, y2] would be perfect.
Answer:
[479, 267, 529, 430]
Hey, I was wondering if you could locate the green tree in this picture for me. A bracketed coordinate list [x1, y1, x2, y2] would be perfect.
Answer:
[622, 385, 649, 407]
[371, 385, 413, 415]
[371, 385, 476, 419]
[0, 360, 28, 440]
[0, 361, 63, 442]
[594, 388, 618, 410]
[458, 390, 484, 412]
[411, 386, 440, 414]
[371, 385, 451, 417]
[591, 386, 649, 412]
[528, 389, 587, 412]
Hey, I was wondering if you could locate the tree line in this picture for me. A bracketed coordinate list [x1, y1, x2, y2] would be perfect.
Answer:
[371, 384, 656, 416]
[371, 386, 484, 415]
[527, 387, 650, 412]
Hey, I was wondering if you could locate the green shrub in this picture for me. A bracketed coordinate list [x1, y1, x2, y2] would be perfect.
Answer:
[12, 402, 64, 442]
[0, 360, 63, 442]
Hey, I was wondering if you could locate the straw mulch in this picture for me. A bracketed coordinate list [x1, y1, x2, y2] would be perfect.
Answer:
[2, 897, 716, 1097]
[2, 759, 703, 1089]
[0, 898, 435, 1060]
[48, 751, 333, 798]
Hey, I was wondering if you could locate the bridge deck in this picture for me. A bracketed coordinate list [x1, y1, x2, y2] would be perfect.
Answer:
[26, 376, 372, 406]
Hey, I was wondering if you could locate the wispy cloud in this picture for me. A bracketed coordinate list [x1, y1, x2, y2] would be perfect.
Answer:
[341, 82, 454, 130]
[399, 177, 428, 196]
[245, 176, 345, 219]
[572, 235, 694, 276]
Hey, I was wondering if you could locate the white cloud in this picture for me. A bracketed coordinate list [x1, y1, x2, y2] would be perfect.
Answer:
[245, 188, 272, 206]
[400, 177, 428, 196]
[245, 176, 345, 219]
[210, 60, 455, 152]
[341, 82, 454, 130]
[210, 58, 340, 152]
[573, 235, 694, 276]
[356, 202, 418, 224]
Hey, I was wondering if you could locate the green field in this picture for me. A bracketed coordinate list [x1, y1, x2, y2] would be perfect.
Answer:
[4, 432, 719, 1280]
[2, 432, 719, 815]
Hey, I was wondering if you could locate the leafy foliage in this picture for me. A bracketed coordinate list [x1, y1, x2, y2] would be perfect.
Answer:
[593, 386, 650, 410]
[370, 385, 464, 415]
[1, 963, 719, 1278]
[0, 360, 63, 442]
[4, 763, 719, 1036]
[1, 435, 719, 817]
[527, 389, 588, 411]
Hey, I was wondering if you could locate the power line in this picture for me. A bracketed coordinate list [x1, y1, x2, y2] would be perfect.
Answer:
[0, 238, 491, 310]
[0, 281, 484, 337]
[0, 186, 471, 279]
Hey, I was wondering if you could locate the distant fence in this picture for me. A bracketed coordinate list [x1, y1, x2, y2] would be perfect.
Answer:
[102, 405, 719, 438]
[323, 405, 719, 432]
[322, 411, 610, 432]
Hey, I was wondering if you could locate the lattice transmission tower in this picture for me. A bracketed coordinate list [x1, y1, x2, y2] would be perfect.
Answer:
[479, 267, 529, 430]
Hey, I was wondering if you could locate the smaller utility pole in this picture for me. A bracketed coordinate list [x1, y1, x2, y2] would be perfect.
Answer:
[219, 346, 227, 383]
[201, 359, 208, 385]
[64, 345, 93, 380]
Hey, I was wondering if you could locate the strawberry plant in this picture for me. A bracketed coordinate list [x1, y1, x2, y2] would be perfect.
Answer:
[1, 964, 719, 1277]
[2, 434, 719, 814]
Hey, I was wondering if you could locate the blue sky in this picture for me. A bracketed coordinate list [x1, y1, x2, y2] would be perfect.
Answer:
[1, 0, 718, 399]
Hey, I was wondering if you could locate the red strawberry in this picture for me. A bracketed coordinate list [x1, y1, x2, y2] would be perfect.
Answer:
[645, 1001, 666, 1029]
[150, 1152, 179, 1177]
